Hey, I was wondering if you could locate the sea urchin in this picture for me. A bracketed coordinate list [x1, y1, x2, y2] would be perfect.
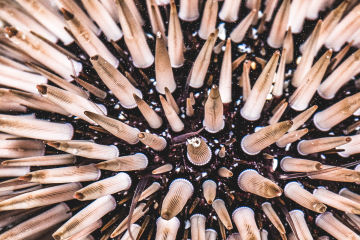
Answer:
[0, 0, 359, 239]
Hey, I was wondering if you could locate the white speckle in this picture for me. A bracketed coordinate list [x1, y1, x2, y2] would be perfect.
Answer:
[237, 44, 251, 53]
[251, 27, 258, 38]
[217, 23, 226, 40]
[285, 143, 291, 151]
[146, 33, 154, 40]
[272, 159, 278, 171]
[118, 113, 126, 120]
[185, 220, 191, 229]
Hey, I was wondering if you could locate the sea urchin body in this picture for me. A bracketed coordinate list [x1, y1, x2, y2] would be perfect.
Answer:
[0, 0, 359, 239]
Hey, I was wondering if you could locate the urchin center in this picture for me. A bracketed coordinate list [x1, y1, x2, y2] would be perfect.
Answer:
[187, 137, 201, 147]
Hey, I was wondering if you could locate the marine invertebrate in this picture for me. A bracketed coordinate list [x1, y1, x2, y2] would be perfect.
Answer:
[0, 0, 359, 239]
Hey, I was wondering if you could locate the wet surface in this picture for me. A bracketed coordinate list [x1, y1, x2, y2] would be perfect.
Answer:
[3, 0, 360, 239]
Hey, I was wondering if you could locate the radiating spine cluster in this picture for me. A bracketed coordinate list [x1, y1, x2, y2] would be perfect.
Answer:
[0, 0, 359, 239]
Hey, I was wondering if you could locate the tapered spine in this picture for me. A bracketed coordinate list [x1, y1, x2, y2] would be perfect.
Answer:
[115, 0, 154, 68]
[55, 0, 100, 35]
[309, 165, 360, 183]
[0, 203, 72, 240]
[74, 172, 131, 201]
[1, 154, 75, 167]
[62, 9, 118, 67]
[139, 182, 161, 201]
[232, 207, 261, 240]
[168, 0, 185, 67]
[111, 203, 149, 237]
[240, 51, 279, 121]
[120, 224, 141, 240]
[190, 214, 206, 240]
[95, 153, 148, 171]
[199, 0, 218, 40]
[0, 139, 45, 159]
[261, 202, 286, 236]
[178, 0, 199, 21]
[90, 55, 142, 109]
[313, 187, 360, 214]
[284, 182, 326, 213]
[297, 136, 351, 155]
[202, 180, 216, 204]
[20, 164, 101, 184]
[0, 115, 73, 141]
[203, 85, 224, 133]
[289, 50, 332, 111]
[138, 132, 167, 151]
[161, 178, 194, 220]
[212, 199, 233, 230]
[165, 87, 180, 114]
[241, 120, 292, 155]
[238, 169, 282, 198]
[37, 85, 105, 125]
[280, 157, 322, 172]
[283, 27, 294, 63]
[219, 0, 241, 22]
[81, 0, 123, 41]
[219, 39, 232, 103]
[314, 92, 360, 131]
[318, 49, 360, 100]
[338, 134, 360, 157]
[84, 111, 140, 144]
[230, 10, 257, 43]
[189, 30, 218, 88]
[152, 164, 173, 174]
[53, 195, 116, 240]
[0, 183, 81, 211]
[288, 210, 313, 240]
[133, 94, 163, 129]
[155, 32, 176, 94]
[272, 48, 287, 97]
[159, 95, 184, 132]
[276, 128, 308, 148]
[147, 0, 166, 37]
[267, 0, 290, 48]
[291, 20, 322, 87]
[339, 188, 360, 203]
[205, 229, 217, 240]
[316, 212, 360, 240]
[46, 140, 118, 160]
